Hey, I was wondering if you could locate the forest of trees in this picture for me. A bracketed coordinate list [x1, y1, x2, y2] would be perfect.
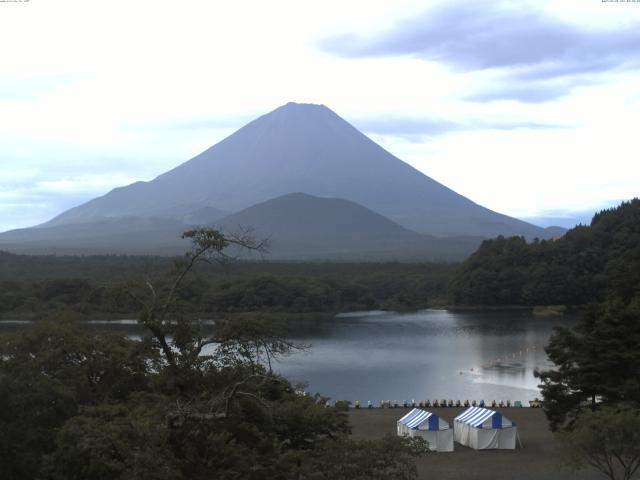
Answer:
[0, 256, 454, 320]
[449, 199, 640, 307]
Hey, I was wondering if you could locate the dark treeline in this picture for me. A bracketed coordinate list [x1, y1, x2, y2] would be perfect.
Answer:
[449, 199, 640, 306]
[0, 254, 455, 319]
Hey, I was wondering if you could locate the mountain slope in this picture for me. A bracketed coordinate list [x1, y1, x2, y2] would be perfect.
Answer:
[0, 193, 483, 260]
[218, 192, 422, 240]
[43, 102, 556, 238]
[0, 217, 190, 255]
[216, 192, 482, 260]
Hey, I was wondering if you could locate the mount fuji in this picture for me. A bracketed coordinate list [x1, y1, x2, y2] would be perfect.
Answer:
[0, 102, 562, 258]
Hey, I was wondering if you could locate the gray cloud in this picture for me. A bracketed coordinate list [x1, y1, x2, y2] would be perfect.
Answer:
[350, 116, 460, 138]
[349, 115, 564, 141]
[321, 1, 640, 102]
[465, 83, 574, 103]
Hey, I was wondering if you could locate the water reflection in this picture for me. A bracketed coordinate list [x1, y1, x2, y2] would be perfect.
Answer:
[275, 309, 570, 404]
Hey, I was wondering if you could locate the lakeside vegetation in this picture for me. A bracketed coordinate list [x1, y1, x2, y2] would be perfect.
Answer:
[0, 255, 455, 320]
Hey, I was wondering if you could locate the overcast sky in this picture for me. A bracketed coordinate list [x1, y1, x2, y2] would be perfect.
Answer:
[1, 0, 639, 232]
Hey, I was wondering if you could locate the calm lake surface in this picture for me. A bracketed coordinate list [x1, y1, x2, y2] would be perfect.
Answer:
[273, 309, 571, 405]
[0, 309, 571, 404]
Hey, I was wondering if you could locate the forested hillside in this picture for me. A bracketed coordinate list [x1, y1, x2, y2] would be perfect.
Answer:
[449, 199, 640, 306]
[0, 254, 454, 319]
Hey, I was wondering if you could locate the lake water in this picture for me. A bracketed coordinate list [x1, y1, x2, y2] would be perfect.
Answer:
[0, 309, 571, 405]
[272, 309, 570, 405]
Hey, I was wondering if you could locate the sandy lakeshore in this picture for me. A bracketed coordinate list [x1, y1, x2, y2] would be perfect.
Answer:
[349, 407, 602, 480]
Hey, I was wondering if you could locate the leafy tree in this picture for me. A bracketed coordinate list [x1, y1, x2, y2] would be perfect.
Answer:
[0, 315, 154, 480]
[43, 401, 180, 480]
[303, 435, 428, 480]
[214, 315, 305, 373]
[536, 295, 640, 430]
[124, 227, 268, 371]
[558, 407, 640, 480]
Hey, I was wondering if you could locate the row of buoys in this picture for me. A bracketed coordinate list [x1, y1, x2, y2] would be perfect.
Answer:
[322, 398, 543, 408]
[344, 399, 543, 408]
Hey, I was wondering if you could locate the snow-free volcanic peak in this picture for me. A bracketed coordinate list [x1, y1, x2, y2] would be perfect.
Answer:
[33, 102, 555, 239]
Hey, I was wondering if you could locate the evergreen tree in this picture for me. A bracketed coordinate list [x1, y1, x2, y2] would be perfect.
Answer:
[536, 295, 640, 430]
[450, 199, 640, 307]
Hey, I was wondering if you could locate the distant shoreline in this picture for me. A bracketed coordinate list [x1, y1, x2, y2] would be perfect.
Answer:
[0, 305, 579, 324]
[446, 305, 579, 316]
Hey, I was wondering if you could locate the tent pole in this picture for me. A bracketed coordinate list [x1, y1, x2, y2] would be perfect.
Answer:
[516, 430, 523, 449]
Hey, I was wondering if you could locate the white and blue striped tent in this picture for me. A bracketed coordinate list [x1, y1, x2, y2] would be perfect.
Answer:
[454, 407, 517, 450]
[397, 409, 454, 452]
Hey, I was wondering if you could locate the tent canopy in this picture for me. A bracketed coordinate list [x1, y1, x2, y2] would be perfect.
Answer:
[397, 408, 454, 452]
[454, 406, 514, 429]
[398, 408, 449, 431]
